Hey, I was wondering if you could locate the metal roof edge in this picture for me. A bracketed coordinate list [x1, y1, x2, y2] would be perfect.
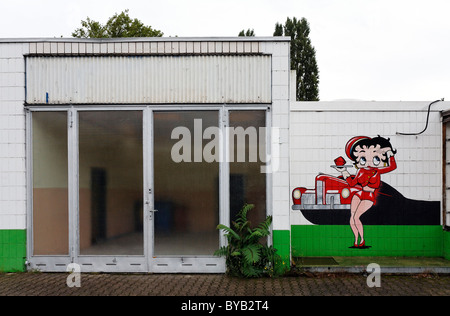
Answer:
[291, 100, 450, 112]
[0, 36, 291, 43]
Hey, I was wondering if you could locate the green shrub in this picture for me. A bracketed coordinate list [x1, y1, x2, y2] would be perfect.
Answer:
[214, 204, 283, 278]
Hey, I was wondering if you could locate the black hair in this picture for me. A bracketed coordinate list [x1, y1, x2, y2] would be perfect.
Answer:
[349, 135, 397, 163]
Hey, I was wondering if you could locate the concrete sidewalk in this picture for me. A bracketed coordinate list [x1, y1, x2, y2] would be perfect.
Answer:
[1, 257, 450, 297]
[0, 272, 449, 296]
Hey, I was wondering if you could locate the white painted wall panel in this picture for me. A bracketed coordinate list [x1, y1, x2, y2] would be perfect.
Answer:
[258, 41, 291, 231]
[290, 108, 447, 226]
[289, 102, 448, 227]
[26, 55, 272, 104]
[0, 43, 27, 230]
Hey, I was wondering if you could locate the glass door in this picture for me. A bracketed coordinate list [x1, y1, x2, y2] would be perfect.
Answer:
[150, 110, 224, 272]
[76, 110, 146, 272]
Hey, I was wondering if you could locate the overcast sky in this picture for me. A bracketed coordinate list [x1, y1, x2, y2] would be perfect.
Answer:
[1, 0, 449, 101]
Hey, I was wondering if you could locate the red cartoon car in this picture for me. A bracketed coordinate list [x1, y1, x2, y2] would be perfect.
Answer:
[291, 173, 364, 225]
[292, 174, 361, 211]
[291, 173, 440, 226]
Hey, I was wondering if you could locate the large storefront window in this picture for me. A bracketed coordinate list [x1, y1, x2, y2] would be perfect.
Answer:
[29, 108, 267, 272]
[229, 111, 267, 227]
[32, 112, 69, 255]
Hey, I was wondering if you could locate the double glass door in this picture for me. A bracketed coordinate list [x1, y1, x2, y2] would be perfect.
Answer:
[29, 108, 266, 273]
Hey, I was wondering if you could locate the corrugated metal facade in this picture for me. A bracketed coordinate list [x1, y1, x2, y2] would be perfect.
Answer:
[25, 55, 272, 104]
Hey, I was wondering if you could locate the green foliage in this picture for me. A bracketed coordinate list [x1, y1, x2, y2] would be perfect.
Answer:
[72, 9, 163, 38]
[274, 17, 320, 101]
[238, 29, 255, 37]
[214, 204, 284, 278]
[72, 17, 107, 38]
[274, 23, 283, 36]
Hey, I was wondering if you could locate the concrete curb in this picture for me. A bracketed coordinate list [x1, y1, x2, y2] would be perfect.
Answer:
[299, 266, 450, 274]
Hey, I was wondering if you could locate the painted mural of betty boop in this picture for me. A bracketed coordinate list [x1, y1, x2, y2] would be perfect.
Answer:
[334, 136, 397, 248]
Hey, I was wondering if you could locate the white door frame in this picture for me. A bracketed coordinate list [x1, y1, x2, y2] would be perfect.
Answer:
[26, 105, 269, 273]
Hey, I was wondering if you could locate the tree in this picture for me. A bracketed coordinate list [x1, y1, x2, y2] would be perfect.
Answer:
[72, 9, 163, 38]
[238, 29, 255, 37]
[274, 17, 320, 101]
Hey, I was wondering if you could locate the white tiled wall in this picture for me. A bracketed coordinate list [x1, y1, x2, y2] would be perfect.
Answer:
[0, 39, 293, 233]
[2, 40, 446, 236]
[290, 101, 448, 225]
[260, 41, 291, 231]
[0, 43, 28, 230]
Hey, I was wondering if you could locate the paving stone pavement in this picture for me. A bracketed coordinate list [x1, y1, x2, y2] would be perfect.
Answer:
[0, 272, 449, 296]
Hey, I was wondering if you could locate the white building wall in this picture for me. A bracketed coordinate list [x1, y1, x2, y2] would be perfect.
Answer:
[290, 101, 449, 225]
[0, 43, 28, 230]
[260, 41, 291, 231]
[0, 38, 292, 234]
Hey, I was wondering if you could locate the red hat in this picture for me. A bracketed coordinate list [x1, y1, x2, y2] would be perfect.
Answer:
[345, 136, 370, 160]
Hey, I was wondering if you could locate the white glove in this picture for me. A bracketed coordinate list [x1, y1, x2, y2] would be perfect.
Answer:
[332, 166, 351, 179]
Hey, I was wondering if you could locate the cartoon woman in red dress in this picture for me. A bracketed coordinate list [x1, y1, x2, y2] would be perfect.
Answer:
[334, 136, 397, 248]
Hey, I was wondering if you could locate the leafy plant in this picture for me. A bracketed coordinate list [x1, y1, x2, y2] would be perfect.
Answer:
[214, 204, 284, 278]
[72, 9, 163, 38]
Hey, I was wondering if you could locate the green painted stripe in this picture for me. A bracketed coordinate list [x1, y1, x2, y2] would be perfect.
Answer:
[1, 227, 446, 272]
[273, 230, 291, 270]
[444, 230, 450, 260]
[0, 229, 27, 272]
[291, 225, 444, 257]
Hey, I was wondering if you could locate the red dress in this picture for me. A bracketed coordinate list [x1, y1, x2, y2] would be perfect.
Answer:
[345, 156, 397, 204]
